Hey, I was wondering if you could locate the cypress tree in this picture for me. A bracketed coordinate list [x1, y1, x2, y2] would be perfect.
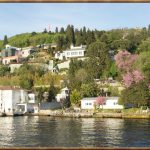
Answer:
[3, 35, 8, 46]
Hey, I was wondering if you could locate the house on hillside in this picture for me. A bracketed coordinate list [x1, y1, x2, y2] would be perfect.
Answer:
[1, 45, 22, 65]
[55, 44, 86, 60]
[21, 46, 36, 58]
[2, 55, 21, 65]
[81, 97, 123, 110]
[9, 63, 23, 73]
[55, 87, 69, 102]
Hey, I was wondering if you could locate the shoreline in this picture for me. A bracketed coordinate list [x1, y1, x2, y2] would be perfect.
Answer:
[38, 110, 150, 119]
[1, 110, 150, 119]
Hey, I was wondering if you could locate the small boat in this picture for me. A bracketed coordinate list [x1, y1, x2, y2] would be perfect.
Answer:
[0, 112, 6, 117]
[13, 111, 25, 116]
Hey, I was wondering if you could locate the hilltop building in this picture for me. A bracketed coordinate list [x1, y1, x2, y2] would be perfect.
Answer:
[55, 44, 86, 60]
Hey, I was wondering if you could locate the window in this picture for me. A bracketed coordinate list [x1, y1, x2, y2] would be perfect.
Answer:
[79, 52, 82, 55]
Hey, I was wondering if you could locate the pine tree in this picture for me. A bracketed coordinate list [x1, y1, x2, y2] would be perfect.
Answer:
[66, 25, 75, 47]
[48, 80, 56, 102]
[3, 35, 8, 46]
[55, 27, 58, 33]
[60, 27, 65, 34]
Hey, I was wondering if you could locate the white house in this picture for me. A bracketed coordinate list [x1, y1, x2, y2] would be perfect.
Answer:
[102, 97, 123, 109]
[0, 86, 39, 115]
[9, 63, 23, 73]
[81, 97, 123, 110]
[0, 86, 28, 115]
[54, 51, 64, 60]
[55, 45, 86, 60]
[57, 60, 70, 70]
[21, 46, 35, 58]
[63, 45, 86, 59]
[81, 97, 97, 110]
[55, 87, 69, 102]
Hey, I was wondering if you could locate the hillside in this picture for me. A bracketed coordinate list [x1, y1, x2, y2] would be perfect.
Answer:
[1, 25, 150, 54]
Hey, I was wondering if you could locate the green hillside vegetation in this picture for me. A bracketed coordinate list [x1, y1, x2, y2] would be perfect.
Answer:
[0, 25, 150, 105]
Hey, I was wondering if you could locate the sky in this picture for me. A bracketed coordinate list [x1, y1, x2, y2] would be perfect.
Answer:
[0, 3, 150, 39]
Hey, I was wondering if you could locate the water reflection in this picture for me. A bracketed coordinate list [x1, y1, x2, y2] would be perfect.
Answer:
[102, 119, 124, 147]
[0, 117, 149, 147]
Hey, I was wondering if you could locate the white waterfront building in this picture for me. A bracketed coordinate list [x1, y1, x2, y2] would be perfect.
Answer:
[81, 97, 123, 110]
[0, 86, 38, 115]
[0, 86, 28, 115]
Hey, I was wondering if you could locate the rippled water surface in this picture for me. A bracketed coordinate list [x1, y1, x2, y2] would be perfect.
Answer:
[0, 116, 150, 147]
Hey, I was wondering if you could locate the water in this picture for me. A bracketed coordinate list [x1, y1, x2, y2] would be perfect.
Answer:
[0, 116, 150, 147]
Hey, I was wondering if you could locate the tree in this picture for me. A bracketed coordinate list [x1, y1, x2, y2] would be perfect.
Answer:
[86, 30, 95, 46]
[137, 38, 150, 53]
[120, 81, 150, 107]
[95, 96, 105, 108]
[60, 27, 65, 34]
[36, 87, 45, 103]
[109, 62, 118, 79]
[56, 35, 64, 51]
[66, 25, 75, 47]
[43, 28, 47, 34]
[48, 80, 56, 102]
[86, 41, 110, 79]
[70, 89, 81, 105]
[55, 27, 58, 33]
[81, 83, 98, 97]
[0, 65, 10, 76]
[3, 35, 8, 46]
[19, 76, 34, 90]
[114, 50, 138, 73]
[134, 51, 150, 84]
[60, 96, 71, 109]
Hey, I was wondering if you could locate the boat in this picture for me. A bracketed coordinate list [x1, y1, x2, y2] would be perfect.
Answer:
[0, 112, 6, 117]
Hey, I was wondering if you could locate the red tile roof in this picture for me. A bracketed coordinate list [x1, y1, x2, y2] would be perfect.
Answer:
[0, 86, 21, 90]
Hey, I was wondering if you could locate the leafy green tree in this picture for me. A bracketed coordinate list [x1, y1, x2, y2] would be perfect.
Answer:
[36, 87, 45, 103]
[86, 41, 110, 79]
[109, 62, 118, 79]
[81, 83, 98, 97]
[134, 51, 150, 83]
[137, 38, 150, 53]
[48, 80, 56, 102]
[19, 76, 34, 90]
[86, 30, 95, 46]
[70, 89, 82, 105]
[119, 81, 150, 107]
[0, 65, 10, 76]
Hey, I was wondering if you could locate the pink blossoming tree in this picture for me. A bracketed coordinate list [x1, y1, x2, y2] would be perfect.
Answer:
[95, 96, 105, 109]
[115, 50, 144, 87]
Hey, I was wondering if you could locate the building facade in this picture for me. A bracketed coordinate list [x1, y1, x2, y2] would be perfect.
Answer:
[0, 86, 28, 115]
[81, 97, 123, 110]
[55, 45, 86, 60]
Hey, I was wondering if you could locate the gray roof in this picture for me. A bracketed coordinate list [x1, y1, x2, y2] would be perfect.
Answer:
[82, 97, 119, 101]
